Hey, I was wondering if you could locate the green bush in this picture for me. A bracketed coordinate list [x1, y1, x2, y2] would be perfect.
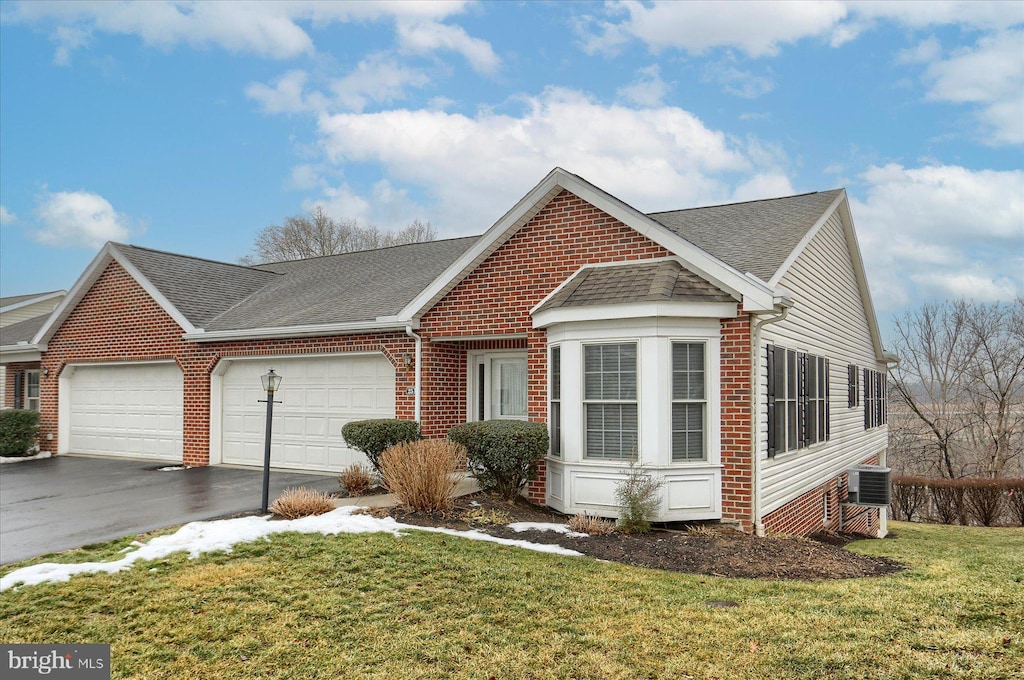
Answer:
[0, 409, 41, 457]
[447, 420, 548, 500]
[341, 419, 421, 474]
[615, 463, 663, 534]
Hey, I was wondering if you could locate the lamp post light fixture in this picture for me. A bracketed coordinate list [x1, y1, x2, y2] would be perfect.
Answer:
[259, 369, 283, 514]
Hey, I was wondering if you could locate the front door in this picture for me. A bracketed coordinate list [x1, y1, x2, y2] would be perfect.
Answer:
[470, 353, 528, 421]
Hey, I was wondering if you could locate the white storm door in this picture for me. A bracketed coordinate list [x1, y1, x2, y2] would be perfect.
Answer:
[470, 353, 528, 422]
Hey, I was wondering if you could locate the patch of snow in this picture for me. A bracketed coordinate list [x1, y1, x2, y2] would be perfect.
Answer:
[1, 507, 583, 591]
[507, 522, 589, 538]
[0, 451, 52, 465]
[156, 465, 192, 471]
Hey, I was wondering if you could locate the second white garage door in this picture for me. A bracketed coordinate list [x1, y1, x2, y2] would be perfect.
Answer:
[220, 354, 396, 472]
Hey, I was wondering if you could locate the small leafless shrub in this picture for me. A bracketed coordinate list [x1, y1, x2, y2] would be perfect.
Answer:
[567, 512, 616, 535]
[929, 481, 967, 525]
[380, 439, 467, 512]
[615, 462, 664, 534]
[338, 463, 375, 496]
[1006, 481, 1024, 526]
[891, 476, 930, 521]
[270, 487, 335, 519]
[685, 523, 719, 537]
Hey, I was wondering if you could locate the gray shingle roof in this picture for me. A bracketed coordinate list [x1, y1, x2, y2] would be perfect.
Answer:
[536, 260, 735, 313]
[0, 313, 51, 346]
[116, 245, 282, 328]
[647, 189, 844, 282]
[203, 237, 478, 331]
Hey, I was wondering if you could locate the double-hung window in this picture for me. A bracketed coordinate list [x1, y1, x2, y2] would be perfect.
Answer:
[672, 342, 706, 461]
[863, 369, 887, 429]
[16, 370, 41, 412]
[767, 345, 829, 456]
[584, 343, 638, 460]
[549, 346, 561, 457]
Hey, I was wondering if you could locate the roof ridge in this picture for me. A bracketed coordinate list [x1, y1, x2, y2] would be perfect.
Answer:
[252, 235, 481, 267]
[646, 188, 844, 216]
[114, 242, 280, 274]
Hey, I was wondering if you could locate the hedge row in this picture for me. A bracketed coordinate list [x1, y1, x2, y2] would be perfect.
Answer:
[891, 476, 1024, 527]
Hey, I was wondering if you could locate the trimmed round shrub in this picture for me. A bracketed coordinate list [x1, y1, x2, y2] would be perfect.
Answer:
[341, 419, 421, 474]
[0, 409, 41, 457]
[447, 420, 548, 500]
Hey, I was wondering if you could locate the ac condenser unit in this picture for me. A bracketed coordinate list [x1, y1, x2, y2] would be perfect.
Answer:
[846, 465, 891, 506]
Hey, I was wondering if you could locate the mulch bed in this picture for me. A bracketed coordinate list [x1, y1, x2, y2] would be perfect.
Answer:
[385, 492, 904, 581]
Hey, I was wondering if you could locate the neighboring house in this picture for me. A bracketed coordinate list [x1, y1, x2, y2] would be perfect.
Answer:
[0, 290, 66, 410]
[28, 168, 892, 536]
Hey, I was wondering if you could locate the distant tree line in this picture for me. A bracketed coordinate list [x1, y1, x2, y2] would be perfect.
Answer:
[888, 298, 1023, 479]
[240, 205, 437, 265]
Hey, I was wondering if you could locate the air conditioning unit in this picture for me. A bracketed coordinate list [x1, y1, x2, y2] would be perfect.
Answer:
[846, 465, 891, 506]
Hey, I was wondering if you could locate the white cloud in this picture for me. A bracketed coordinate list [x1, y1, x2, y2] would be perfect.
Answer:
[921, 30, 1024, 145]
[851, 163, 1024, 311]
[896, 36, 941, 64]
[396, 19, 500, 74]
[312, 87, 793, 234]
[617, 65, 670, 106]
[246, 70, 320, 114]
[33, 190, 132, 248]
[10, 1, 490, 65]
[579, 0, 1023, 57]
[703, 58, 774, 98]
[330, 55, 430, 112]
[0, 205, 17, 226]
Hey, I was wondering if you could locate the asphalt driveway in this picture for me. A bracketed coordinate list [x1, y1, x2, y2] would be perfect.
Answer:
[0, 455, 339, 565]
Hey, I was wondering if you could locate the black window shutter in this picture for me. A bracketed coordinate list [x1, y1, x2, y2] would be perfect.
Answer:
[824, 358, 831, 440]
[881, 374, 887, 425]
[14, 371, 24, 409]
[797, 352, 808, 448]
[847, 364, 855, 407]
[863, 368, 870, 429]
[766, 345, 776, 457]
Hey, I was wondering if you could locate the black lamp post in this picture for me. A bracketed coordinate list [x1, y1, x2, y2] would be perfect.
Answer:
[259, 368, 282, 514]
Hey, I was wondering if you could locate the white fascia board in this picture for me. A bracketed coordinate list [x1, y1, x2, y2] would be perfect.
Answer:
[183, 320, 408, 343]
[0, 346, 42, 363]
[32, 243, 197, 345]
[836, 198, 888, 362]
[400, 168, 774, 320]
[532, 301, 739, 329]
[0, 290, 66, 315]
[768, 190, 847, 288]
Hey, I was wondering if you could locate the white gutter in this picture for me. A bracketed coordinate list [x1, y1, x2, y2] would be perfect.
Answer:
[182, 320, 409, 342]
[750, 299, 792, 537]
[405, 325, 422, 423]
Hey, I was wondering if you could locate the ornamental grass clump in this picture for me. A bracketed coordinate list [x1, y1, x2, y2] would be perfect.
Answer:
[341, 419, 421, 475]
[567, 512, 616, 536]
[380, 439, 467, 513]
[614, 463, 664, 534]
[338, 463, 375, 496]
[269, 487, 336, 519]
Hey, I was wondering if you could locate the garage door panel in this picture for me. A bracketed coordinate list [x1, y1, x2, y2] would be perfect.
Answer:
[221, 354, 396, 473]
[68, 363, 183, 461]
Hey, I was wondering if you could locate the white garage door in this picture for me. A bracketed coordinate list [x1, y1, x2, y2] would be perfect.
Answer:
[68, 362, 183, 460]
[220, 354, 396, 472]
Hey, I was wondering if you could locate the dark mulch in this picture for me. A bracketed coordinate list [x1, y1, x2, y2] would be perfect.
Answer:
[386, 492, 904, 581]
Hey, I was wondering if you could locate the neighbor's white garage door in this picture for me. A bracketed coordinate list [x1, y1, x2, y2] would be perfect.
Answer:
[68, 362, 183, 460]
[220, 354, 396, 472]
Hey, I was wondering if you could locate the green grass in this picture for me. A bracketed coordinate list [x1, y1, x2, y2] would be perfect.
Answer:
[1, 521, 1021, 679]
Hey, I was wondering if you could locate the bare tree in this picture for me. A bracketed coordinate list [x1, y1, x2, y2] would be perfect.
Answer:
[240, 207, 437, 265]
[889, 298, 1024, 479]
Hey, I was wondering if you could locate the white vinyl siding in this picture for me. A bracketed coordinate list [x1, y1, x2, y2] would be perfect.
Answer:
[759, 210, 888, 515]
[584, 343, 638, 460]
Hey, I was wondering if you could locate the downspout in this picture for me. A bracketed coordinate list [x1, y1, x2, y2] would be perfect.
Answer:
[750, 301, 791, 537]
[405, 325, 422, 423]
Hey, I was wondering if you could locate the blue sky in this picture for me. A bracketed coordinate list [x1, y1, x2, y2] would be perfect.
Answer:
[1, 1, 1021, 341]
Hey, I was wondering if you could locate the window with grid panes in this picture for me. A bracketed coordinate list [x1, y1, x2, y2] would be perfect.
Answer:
[672, 342, 706, 461]
[583, 343, 638, 460]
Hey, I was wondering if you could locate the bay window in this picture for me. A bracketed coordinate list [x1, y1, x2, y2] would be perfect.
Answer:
[583, 343, 638, 460]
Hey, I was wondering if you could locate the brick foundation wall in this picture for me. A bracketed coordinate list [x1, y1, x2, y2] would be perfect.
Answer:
[720, 316, 754, 532]
[419, 189, 673, 501]
[762, 454, 881, 536]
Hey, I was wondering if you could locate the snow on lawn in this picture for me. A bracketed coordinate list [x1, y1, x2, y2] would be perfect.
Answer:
[0, 507, 583, 592]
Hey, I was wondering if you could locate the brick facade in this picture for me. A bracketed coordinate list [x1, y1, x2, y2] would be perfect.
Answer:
[3, 361, 41, 409]
[719, 316, 754, 532]
[762, 455, 880, 536]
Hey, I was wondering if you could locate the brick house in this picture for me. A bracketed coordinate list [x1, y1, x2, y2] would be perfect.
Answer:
[1, 290, 66, 412]
[22, 168, 893, 536]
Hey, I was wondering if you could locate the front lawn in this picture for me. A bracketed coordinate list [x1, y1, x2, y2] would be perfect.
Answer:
[1, 521, 1021, 679]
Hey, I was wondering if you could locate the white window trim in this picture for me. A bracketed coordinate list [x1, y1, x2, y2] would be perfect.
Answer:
[549, 344, 561, 458]
[464, 350, 529, 423]
[582, 341, 640, 461]
[25, 369, 41, 412]
[671, 341, 708, 462]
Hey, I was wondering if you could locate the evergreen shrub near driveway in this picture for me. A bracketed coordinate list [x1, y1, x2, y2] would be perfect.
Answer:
[341, 419, 421, 474]
[0, 409, 40, 457]
[448, 420, 548, 500]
